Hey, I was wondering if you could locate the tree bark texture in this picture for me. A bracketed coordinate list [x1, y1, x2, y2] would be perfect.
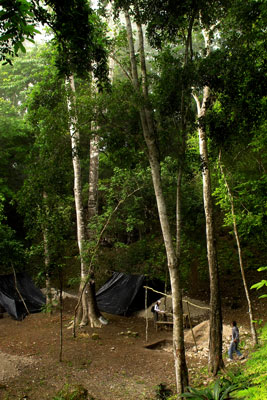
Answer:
[176, 15, 194, 264]
[43, 231, 52, 308]
[42, 192, 53, 310]
[125, 9, 188, 394]
[88, 133, 99, 237]
[66, 75, 102, 328]
[193, 87, 223, 374]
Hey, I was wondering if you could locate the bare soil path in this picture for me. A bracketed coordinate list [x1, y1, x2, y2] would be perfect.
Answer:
[0, 292, 266, 400]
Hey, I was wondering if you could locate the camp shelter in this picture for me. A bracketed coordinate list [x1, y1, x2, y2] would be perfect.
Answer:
[0, 273, 45, 320]
[96, 272, 164, 315]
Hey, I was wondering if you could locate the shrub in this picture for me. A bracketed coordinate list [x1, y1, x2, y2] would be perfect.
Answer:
[53, 383, 94, 400]
[181, 378, 238, 399]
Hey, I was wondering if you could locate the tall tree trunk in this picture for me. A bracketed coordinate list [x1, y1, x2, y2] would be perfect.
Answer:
[85, 16, 116, 324]
[42, 191, 52, 311]
[66, 75, 102, 328]
[125, 10, 188, 394]
[218, 152, 258, 345]
[176, 13, 194, 257]
[86, 130, 101, 324]
[176, 166, 183, 258]
[192, 20, 224, 374]
[88, 133, 99, 238]
[193, 87, 223, 374]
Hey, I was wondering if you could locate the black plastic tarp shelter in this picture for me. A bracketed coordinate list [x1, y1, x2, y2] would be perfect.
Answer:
[0, 273, 45, 320]
[96, 272, 164, 315]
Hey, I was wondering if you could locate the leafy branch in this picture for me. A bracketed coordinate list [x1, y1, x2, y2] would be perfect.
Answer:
[72, 185, 143, 337]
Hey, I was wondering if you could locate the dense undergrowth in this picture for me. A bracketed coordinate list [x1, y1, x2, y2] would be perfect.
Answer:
[231, 324, 267, 399]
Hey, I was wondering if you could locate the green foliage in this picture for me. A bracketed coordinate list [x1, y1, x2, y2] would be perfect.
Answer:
[0, 45, 47, 106]
[154, 383, 173, 400]
[231, 325, 267, 399]
[0, 82, 29, 269]
[0, 0, 266, 304]
[181, 378, 239, 399]
[188, 332, 267, 400]
[96, 80, 144, 168]
[52, 383, 92, 400]
[98, 161, 156, 242]
[1, 0, 109, 85]
[0, 97, 30, 197]
[45, 0, 109, 84]
[0, 0, 39, 64]
[251, 267, 267, 299]
[14, 46, 74, 279]
[214, 173, 267, 238]
[0, 194, 25, 271]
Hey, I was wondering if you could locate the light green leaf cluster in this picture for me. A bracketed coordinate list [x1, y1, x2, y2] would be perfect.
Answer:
[251, 267, 267, 299]
[233, 325, 267, 399]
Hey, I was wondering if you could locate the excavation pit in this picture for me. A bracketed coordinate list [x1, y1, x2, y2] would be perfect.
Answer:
[145, 339, 173, 353]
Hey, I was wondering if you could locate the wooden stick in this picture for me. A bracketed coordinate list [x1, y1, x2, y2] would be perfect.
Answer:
[12, 264, 30, 315]
[186, 301, 198, 352]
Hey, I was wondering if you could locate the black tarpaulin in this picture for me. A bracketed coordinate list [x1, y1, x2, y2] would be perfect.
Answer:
[0, 273, 46, 320]
[96, 272, 164, 315]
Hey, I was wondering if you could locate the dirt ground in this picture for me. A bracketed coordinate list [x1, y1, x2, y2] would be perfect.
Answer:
[0, 290, 266, 400]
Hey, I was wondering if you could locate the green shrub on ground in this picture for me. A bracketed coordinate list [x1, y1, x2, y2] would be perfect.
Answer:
[181, 378, 238, 399]
[178, 325, 267, 400]
[232, 324, 267, 399]
[53, 383, 94, 400]
[154, 383, 173, 399]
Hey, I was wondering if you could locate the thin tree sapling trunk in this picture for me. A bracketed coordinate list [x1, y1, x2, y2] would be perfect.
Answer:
[218, 151, 258, 345]
[88, 133, 99, 238]
[42, 192, 53, 311]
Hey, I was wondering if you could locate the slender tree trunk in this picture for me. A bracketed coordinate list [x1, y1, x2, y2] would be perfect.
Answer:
[59, 269, 63, 362]
[66, 75, 102, 328]
[88, 133, 99, 237]
[193, 87, 223, 374]
[86, 131, 101, 324]
[175, 24, 197, 350]
[176, 87, 186, 283]
[125, 10, 188, 394]
[42, 192, 52, 311]
[176, 166, 183, 258]
[43, 230, 52, 309]
[218, 152, 258, 345]
[192, 20, 224, 374]
[176, 13, 193, 256]
[85, 17, 116, 324]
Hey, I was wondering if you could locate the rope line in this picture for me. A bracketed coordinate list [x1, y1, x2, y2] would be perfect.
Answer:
[143, 286, 210, 310]
[183, 300, 210, 311]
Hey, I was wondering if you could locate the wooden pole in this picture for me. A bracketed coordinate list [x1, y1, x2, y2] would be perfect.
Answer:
[145, 287, 148, 342]
[59, 269, 63, 362]
[186, 301, 198, 352]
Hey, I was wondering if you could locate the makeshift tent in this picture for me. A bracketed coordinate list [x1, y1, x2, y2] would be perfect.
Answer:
[0, 273, 45, 320]
[96, 272, 164, 315]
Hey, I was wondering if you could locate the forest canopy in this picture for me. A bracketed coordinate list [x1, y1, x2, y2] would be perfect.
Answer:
[0, 0, 266, 300]
[0, 0, 266, 393]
